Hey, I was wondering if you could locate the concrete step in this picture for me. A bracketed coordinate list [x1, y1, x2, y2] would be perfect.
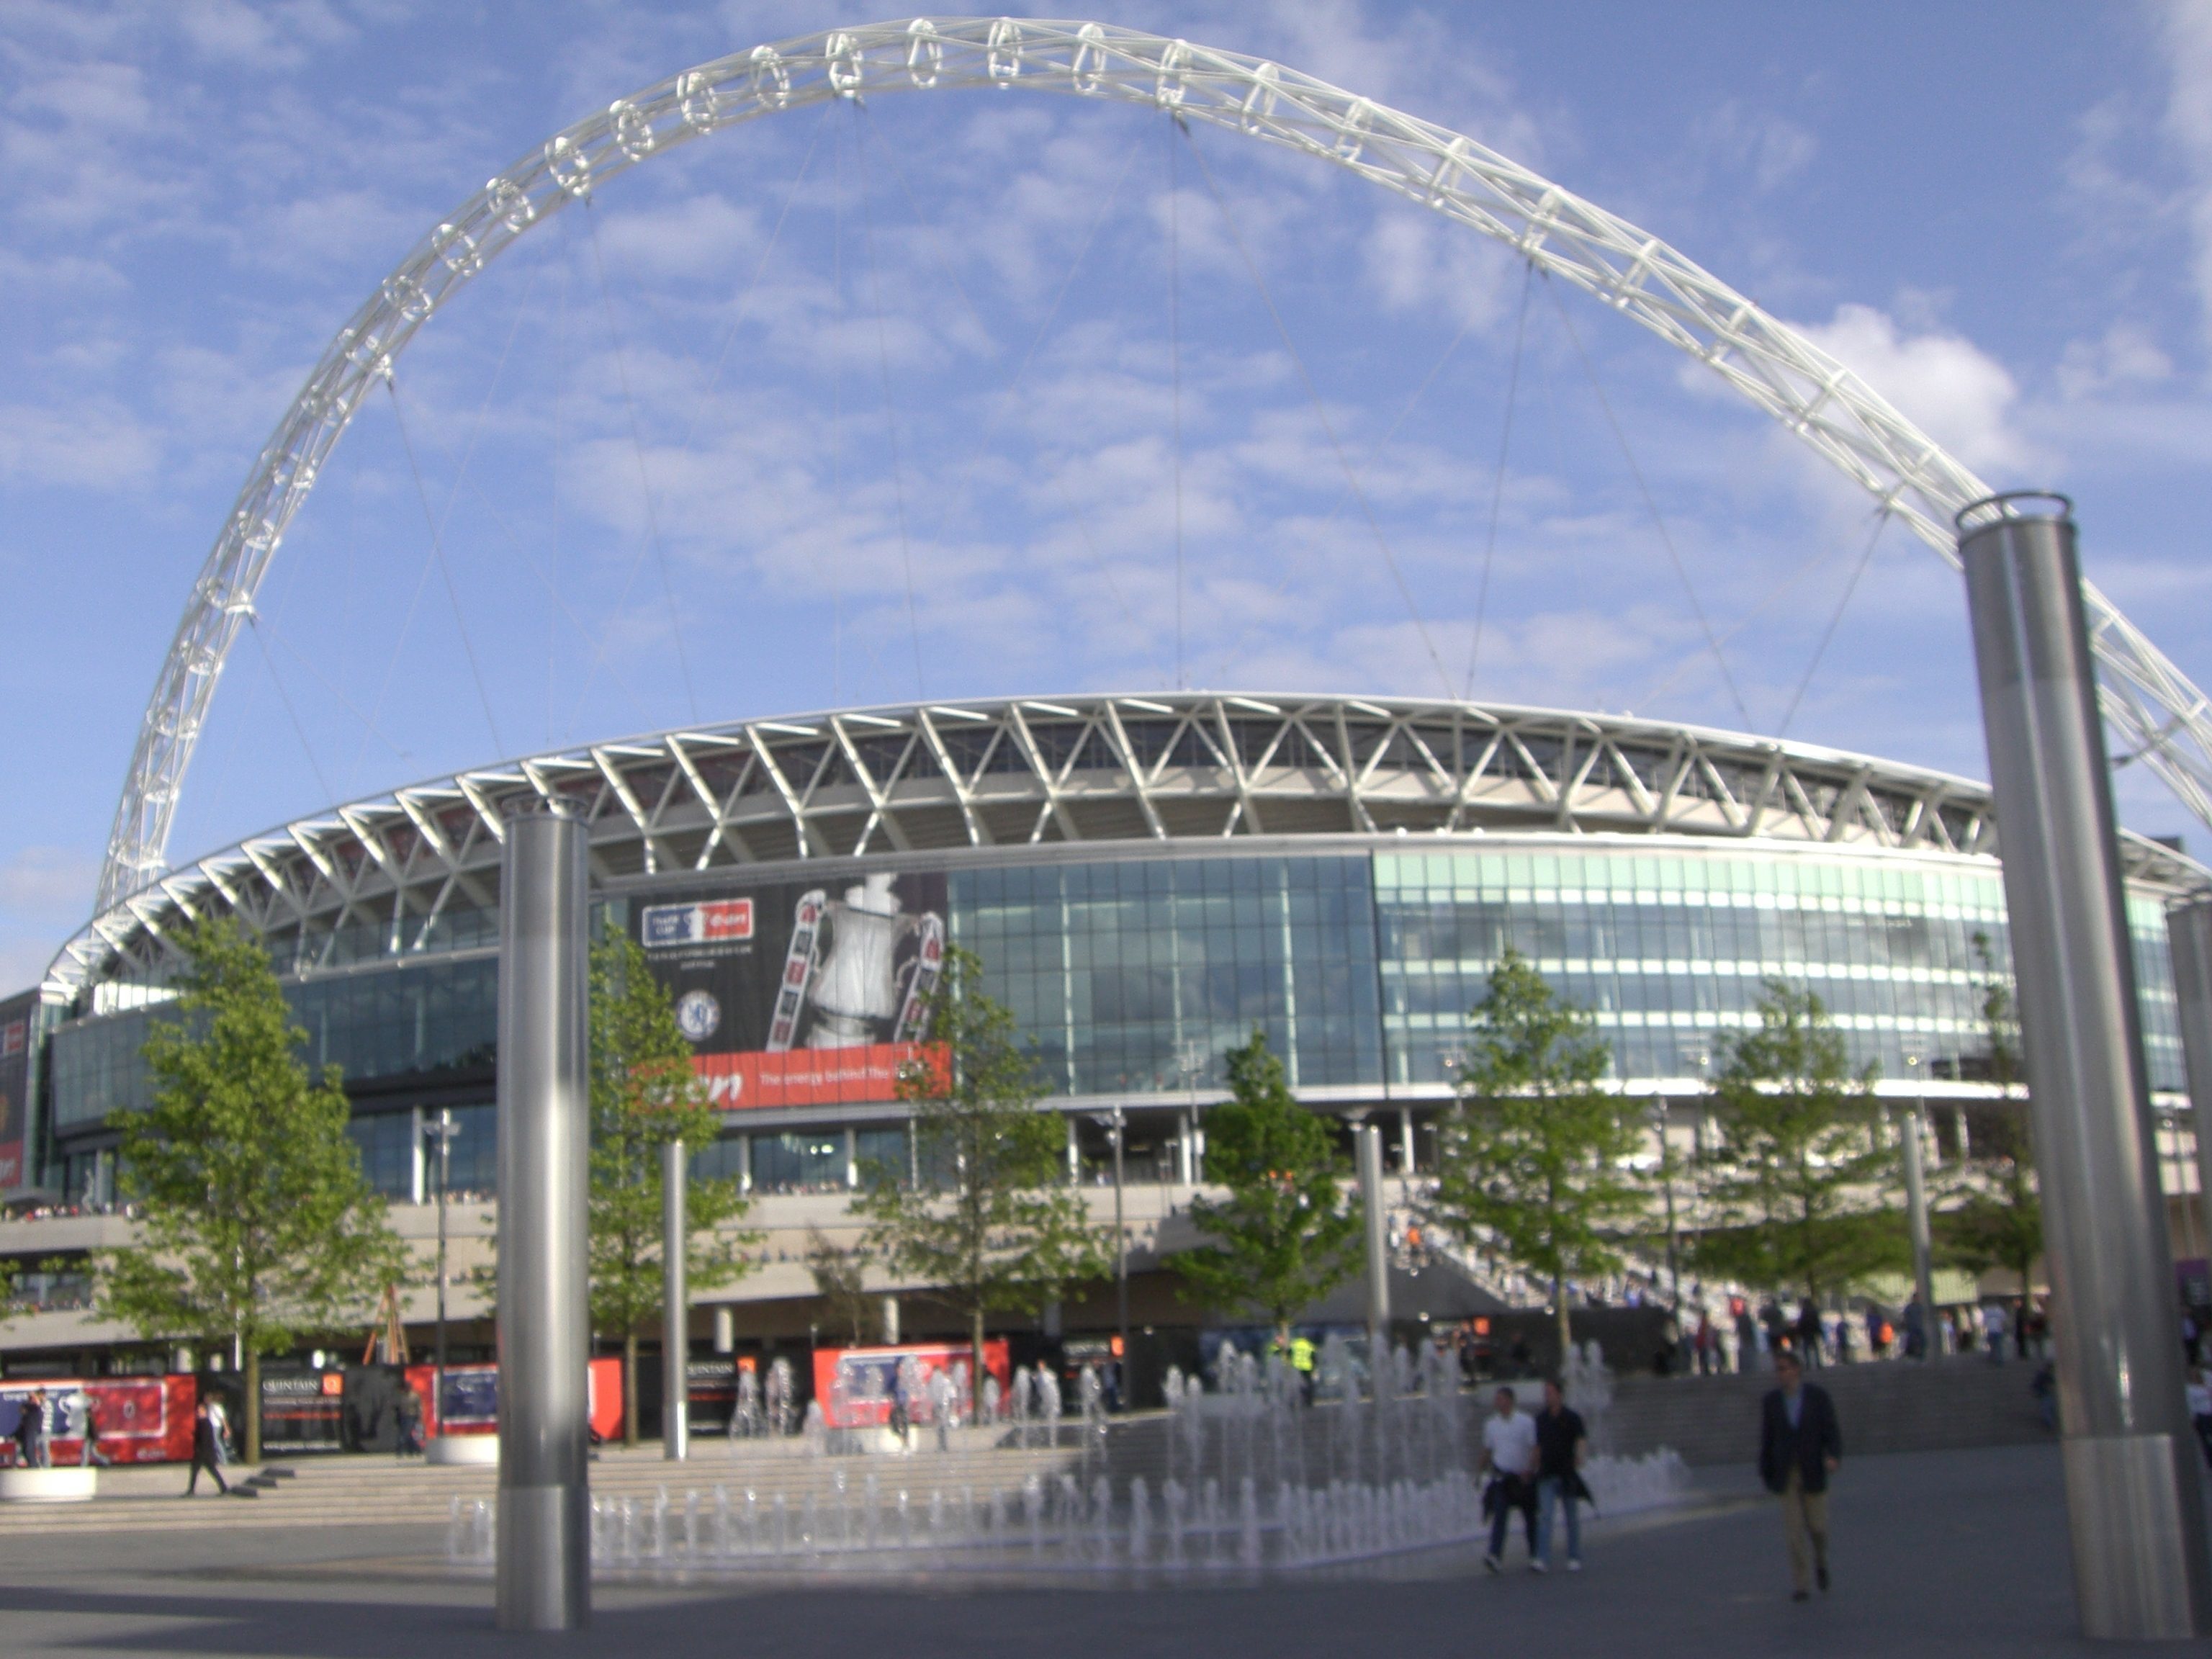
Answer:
[0, 1443, 1092, 1534]
[1603, 1358, 2051, 1467]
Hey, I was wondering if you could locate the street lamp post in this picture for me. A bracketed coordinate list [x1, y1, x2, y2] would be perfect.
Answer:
[424, 1108, 459, 1428]
[1652, 1096, 1681, 1311]
[1899, 1051, 1938, 1362]
[1089, 1108, 1128, 1402]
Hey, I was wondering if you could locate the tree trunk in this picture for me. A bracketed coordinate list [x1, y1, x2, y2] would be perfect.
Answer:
[624, 1331, 639, 1448]
[971, 1305, 986, 1421]
[1554, 1274, 1571, 1370]
[244, 1346, 261, 1466]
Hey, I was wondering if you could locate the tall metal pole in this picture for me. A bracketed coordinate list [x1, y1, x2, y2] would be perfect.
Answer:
[1899, 1102, 1940, 1359]
[662, 1138, 688, 1462]
[433, 1108, 454, 1421]
[2165, 898, 2212, 1280]
[1357, 1122, 1390, 1370]
[1653, 1097, 1681, 1310]
[1960, 493, 2211, 1640]
[1112, 1110, 1128, 1390]
[495, 806, 591, 1633]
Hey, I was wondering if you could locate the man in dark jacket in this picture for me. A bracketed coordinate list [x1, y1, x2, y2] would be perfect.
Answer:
[1759, 1349, 1841, 1600]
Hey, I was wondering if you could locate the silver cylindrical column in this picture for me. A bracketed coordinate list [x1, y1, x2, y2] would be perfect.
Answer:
[1899, 1104, 1940, 1359]
[662, 1137, 688, 1463]
[2167, 898, 2212, 1272]
[1960, 493, 2211, 1640]
[1357, 1123, 1390, 1367]
[495, 806, 592, 1632]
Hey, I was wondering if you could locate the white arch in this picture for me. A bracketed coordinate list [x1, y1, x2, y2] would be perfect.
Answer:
[96, 15, 2212, 912]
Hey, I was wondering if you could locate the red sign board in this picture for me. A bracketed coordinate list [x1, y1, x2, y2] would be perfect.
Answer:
[404, 1358, 624, 1444]
[693, 1043, 947, 1111]
[1, 1377, 196, 1464]
[811, 1341, 1011, 1431]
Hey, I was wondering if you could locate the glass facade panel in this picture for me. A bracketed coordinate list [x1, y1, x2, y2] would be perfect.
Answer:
[950, 855, 1380, 1094]
[750, 1131, 846, 1194]
[43, 843, 2192, 1162]
[51, 956, 498, 1129]
[346, 1110, 418, 1201]
[1372, 849, 2187, 1090]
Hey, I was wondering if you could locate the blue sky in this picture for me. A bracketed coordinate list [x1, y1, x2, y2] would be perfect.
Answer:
[4, 1, 2212, 989]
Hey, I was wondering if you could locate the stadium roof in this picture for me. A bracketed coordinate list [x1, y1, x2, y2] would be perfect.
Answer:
[48, 691, 2207, 1000]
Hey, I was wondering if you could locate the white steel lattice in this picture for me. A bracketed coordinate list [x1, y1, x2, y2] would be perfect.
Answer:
[96, 16, 2212, 921]
[49, 692, 2211, 999]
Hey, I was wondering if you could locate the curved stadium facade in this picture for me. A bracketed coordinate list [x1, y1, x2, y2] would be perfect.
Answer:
[27, 691, 2207, 1218]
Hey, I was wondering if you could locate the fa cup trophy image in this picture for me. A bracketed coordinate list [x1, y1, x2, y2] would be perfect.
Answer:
[765, 872, 945, 1051]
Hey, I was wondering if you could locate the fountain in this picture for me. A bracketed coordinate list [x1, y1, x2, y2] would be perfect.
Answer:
[446, 1339, 1689, 1579]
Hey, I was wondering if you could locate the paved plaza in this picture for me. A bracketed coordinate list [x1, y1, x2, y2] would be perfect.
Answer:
[0, 1443, 2187, 1656]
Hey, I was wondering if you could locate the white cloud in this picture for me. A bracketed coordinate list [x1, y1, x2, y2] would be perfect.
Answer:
[0, 399, 161, 487]
[2159, 0, 2212, 344]
[1693, 102, 1817, 194]
[2058, 321, 2175, 400]
[1791, 302, 2030, 477]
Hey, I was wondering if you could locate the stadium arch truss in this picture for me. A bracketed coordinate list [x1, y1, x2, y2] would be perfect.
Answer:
[48, 693, 2210, 1002]
[95, 18, 2212, 938]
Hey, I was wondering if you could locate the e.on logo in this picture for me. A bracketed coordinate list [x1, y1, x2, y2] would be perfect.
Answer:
[641, 898, 755, 949]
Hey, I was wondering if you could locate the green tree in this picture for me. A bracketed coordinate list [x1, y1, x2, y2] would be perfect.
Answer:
[96, 917, 405, 1463]
[1431, 950, 1647, 1359]
[1691, 980, 1903, 1305]
[1172, 1030, 1360, 1342]
[806, 1226, 877, 1346]
[589, 935, 753, 1446]
[854, 948, 1111, 1411]
[1936, 932, 2041, 1312]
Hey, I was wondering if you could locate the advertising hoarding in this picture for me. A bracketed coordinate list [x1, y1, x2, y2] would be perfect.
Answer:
[403, 1358, 624, 1443]
[0, 1377, 196, 1465]
[810, 1341, 1011, 1431]
[635, 871, 948, 1112]
[0, 991, 34, 1190]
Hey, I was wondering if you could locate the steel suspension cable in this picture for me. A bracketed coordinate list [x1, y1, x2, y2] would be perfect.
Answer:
[1465, 260, 1535, 701]
[563, 104, 832, 732]
[858, 106, 1162, 676]
[1777, 509, 1890, 739]
[345, 260, 539, 786]
[1169, 111, 1186, 690]
[1200, 276, 1488, 686]
[387, 382, 505, 757]
[855, 110, 926, 697]
[1176, 120, 1456, 700]
[1545, 271, 1752, 729]
[1634, 529, 1858, 714]
[585, 201, 698, 722]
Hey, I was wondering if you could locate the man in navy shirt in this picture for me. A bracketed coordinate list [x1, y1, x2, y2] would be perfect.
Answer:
[1758, 1348, 1842, 1600]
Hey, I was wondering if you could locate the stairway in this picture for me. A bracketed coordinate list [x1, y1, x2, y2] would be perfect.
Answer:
[0, 1437, 1087, 1535]
[1601, 1357, 2051, 1467]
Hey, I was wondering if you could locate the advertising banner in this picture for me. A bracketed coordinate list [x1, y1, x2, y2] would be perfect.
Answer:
[404, 1358, 624, 1443]
[811, 1341, 1011, 1431]
[260, 1370, 346, 1454]
[634, 871, 949, 1112]
[0, 991, 34, 1190]
[0, 1376, 196, 1465]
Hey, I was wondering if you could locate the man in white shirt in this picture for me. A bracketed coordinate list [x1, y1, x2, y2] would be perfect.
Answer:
[1982, 1302, 2009, 1364]
[1480, 1385, 1539, 1573]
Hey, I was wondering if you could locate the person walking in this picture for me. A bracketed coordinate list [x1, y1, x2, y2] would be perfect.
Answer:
[1794, 1299, 1825, 1367]
[1479, 1386, 1539, 1573]
[1532, 1377, 1591, 1573]
[17, 1390, 48, 1470]
[1759, 1349, 1842, 1601]
[1982, 1301, 2009, 1364]
[71, 1388, 110, 1468]
[1733, 1301, 1758, 1374]
[205, 1395, 232, 1467]
[2188, 1366, 2212, 1470]
[185, 1401, 229, 1496]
